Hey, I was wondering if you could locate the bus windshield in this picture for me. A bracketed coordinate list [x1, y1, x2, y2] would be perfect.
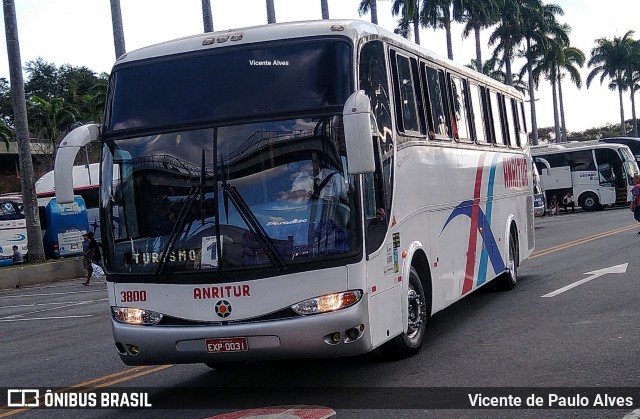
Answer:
[101, 116, 361, 275]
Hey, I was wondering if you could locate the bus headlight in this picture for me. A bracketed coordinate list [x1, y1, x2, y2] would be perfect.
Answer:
[112, 307, 163, 325]
[291, 290, 362, 315]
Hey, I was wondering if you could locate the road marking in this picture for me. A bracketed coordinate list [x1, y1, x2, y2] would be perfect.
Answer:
[0, 289, 106, 299]
[0, 298, 107, 319]
[530, 224, 638, 260]
[542, 263, 629, 298]
[0, 315, 94, 322]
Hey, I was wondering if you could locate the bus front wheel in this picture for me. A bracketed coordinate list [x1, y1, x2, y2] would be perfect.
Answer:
[580, 192, 599, 211]
[380, 267, 429, 360]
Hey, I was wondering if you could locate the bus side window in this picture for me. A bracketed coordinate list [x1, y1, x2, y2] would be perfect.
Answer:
[392, 52, 421, 133]
[422, 64, 450, 139]
[469, 83, 488, 144]
[360, 41, 393, 254]
[450, 76, 471, 142]
[505, 98, 520, 148]
[488, 90, 505, 145]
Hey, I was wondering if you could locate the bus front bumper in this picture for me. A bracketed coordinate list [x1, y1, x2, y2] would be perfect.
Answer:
[111, 300, 372, 365]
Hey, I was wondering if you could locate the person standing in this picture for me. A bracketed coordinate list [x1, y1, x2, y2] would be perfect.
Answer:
[81, 233, 94, 285]
[631, 175, 640, 234]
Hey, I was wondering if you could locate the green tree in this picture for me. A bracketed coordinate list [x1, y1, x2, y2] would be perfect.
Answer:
[358, 0, 379, 24]
[587, 30, 636, 136]
[0, 118, 12, 150]
[625, 40, 640, 137]
[422, 0, 455, 60]
[520, 1, 566, 146]
[391, 0, 421, 45]
[489, 0, 521, 86]
[454, 0, 500, 72]
[556, 43, 585, 142]
[28, 95, 77, 169]
[3, 0, 45, 262]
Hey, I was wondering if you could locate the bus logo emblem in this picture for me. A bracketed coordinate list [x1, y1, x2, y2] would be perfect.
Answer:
[215, 300, 232, 318]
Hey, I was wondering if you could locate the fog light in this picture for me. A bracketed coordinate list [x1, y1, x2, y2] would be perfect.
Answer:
[127, 345, 140, 355]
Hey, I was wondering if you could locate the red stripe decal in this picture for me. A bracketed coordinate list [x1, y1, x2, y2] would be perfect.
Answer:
[462, 152, 487, 295]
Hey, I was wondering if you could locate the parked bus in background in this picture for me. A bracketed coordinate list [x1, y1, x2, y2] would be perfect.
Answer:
[600, 137, 640, 165]
[532, 163, 546, 216]
[36, 163, 118, 242]
[0, 195, 27, 263]
[53, 20, 534, 367]
[532, 141, 639, 211]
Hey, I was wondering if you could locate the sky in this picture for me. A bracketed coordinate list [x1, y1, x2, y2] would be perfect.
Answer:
[0, 0, 638, 133]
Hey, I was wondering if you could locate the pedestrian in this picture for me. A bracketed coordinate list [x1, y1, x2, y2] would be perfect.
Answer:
[81, 232, 94, 285]
[631, 174, 640, 234]
[12, 245, 23, 264]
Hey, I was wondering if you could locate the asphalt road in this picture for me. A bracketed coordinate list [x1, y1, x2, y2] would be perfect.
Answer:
[1, 206, 639, 419]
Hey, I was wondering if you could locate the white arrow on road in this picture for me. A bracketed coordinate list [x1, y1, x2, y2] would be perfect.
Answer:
[541, 263, 629, 298]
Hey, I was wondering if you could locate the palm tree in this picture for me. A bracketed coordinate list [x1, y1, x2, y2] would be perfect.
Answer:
[454, 0, 500, 72]
[391, 0, 421, 45]
[470, 57, 527, 94]
[421, 0, 454, 60]
[358, 0, 379, 24]
[0, 118, 12, 150]
[625, 40, 640, 137]
[321, 0, 329, 19]
[2, 0, 45, 262]
[109, 0, 126, 58]
[521, 2, 566, 145]
[587, 31, 636, 136]
[556, 43, 585, 142]
[28, 96, 77, 163]
[266, 0, 276, 24]
[489, 0, 522, 87]
[202, 0, 214, 32]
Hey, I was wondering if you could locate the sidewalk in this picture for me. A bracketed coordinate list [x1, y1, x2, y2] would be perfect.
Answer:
[0, 257, 85, 290]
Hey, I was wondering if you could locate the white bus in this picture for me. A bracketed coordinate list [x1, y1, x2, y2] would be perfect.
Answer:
[0, 195, 27, 261]
[36, 163, 113, 241]
[532, 141, 639, 211]
[54, 20, 534, 366]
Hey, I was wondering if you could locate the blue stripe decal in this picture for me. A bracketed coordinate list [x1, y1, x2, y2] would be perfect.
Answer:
[477, 154, 501, 286]
[442, 202, 506, 276]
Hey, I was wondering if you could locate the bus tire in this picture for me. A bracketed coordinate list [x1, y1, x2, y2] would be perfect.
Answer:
[380, 266, 429, 360]
[497, 228, 518, 291]
[579, 192, 599, 212]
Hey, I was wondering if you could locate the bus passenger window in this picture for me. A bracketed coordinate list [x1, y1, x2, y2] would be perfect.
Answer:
[505, 97, 519, 147]
[450, 77, 471, 141]
[395, 54, 420, 133]
[488, 90, 505, 145]
[469, 83, 488, 144]
[424, 65, 449, 138]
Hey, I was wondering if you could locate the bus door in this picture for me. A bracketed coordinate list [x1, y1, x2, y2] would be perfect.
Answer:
[594, 148, 626, 205]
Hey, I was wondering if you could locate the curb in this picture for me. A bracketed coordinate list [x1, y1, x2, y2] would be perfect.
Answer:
[0, 257, 86, 290]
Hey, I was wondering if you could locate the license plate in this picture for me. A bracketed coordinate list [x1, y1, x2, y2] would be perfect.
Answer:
[205, 337, 248, 353]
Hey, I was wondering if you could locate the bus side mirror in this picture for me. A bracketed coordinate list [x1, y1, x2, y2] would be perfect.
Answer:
[55, 124, 100, 204]
[343, 91, 376, 175]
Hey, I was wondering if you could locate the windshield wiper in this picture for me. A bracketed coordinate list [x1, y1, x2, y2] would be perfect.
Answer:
[155, 185, 199, 277]
[220, 177, 286, 271]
